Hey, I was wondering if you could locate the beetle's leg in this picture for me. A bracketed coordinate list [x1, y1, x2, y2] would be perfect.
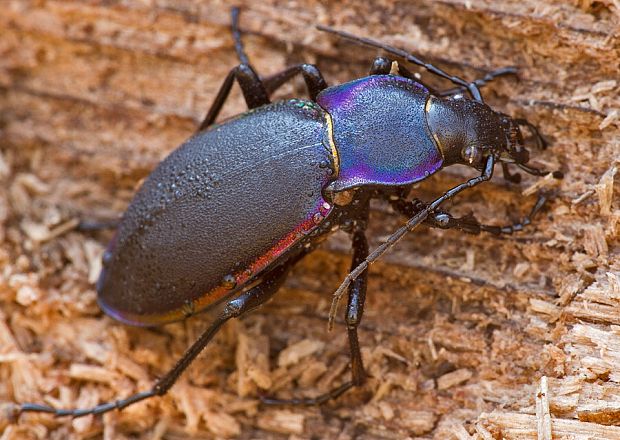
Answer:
[199, 61, 330, 130]
[198, 63, 269, 131]
[230, 7, 250, 66]
[438, 66, 517, 97]
[262, 64, 328, 100]
[391, 193, 548, 236]
[76, 219, 119, 231]
[344, 225, 370, 387]
[197, 8, 271, 130]
[328, 156, 497, 326]
[369, 56, 392, 75]
[228, 8, 328, 103]
[370, 55, 436, 83]
[18, 262, 294, 418]
[262, 217, 370, 406]
[316, 26, 485, 102]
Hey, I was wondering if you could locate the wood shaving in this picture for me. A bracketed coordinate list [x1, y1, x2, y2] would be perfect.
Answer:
[536, 376, 552, 440]
[1, 1, 618, 438]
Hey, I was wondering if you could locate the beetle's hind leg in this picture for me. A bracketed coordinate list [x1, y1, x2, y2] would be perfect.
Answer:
[200, 61, 330, 131]
[75, 218, 119, 231]
[199, 8, 330, 130]
[198, 63, 270, 131]
[230, 6, 329, 101]
[18, 261, 295, 418]
[261, 64, 328, 101]
[198, 8, 270, 130]
[230, 7, 250, 66]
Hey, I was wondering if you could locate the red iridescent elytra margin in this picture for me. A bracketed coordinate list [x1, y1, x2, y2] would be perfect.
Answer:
[99, 199, 333, 326]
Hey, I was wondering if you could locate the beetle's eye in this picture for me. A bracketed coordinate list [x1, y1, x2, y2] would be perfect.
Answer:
[461, 145, 482, 164]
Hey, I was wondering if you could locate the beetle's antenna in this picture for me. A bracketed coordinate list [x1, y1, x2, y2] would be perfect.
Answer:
[231, 7, 250, 66]
[328, 156, 496, 329]
[316, 25, 484, 102]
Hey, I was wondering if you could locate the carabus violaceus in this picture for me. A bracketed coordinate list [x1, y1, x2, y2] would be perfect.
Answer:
[18, 8, 562, 418]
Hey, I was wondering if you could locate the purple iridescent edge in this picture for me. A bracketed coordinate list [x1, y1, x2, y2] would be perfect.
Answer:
[317, 75, 425, 109]
[317, 75, 443, 190]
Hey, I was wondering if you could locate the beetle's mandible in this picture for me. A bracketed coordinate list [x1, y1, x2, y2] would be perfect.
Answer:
[18, 7, 562, 418]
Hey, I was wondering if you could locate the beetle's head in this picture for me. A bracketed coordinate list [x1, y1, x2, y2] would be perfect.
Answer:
[427, 95, 560, 180]
[498, 115, 529, 164]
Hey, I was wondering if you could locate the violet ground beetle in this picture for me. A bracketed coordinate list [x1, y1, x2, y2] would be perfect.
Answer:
[18, 8, 562, 418]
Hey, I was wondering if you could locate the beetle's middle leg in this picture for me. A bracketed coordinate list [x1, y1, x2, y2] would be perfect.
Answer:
[262, 213, 371, 406]
[343, 224, 370, 386]
[199, 8, 330, 129]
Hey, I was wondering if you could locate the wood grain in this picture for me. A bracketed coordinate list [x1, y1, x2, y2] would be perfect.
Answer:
[0, 1, 618, 438]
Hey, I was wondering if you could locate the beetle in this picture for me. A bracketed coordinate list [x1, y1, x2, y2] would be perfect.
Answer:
[18, 8, 561, 418]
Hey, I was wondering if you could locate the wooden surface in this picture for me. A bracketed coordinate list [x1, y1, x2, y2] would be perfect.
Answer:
[0, 1, 618, 439]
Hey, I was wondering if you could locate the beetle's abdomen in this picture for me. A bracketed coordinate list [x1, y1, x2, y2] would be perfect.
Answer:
[317, 75, 443, 192]
[97, 100, 335, 326]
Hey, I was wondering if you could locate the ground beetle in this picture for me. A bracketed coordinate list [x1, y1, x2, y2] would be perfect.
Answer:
[19, 8, 562, 418]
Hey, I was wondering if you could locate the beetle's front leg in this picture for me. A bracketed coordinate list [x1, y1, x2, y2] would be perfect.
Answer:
[369, 56, 392, 75]
[390, 193, 548, 236]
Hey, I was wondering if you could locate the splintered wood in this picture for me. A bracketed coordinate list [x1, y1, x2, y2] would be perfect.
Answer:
[0, 0, 618, 439]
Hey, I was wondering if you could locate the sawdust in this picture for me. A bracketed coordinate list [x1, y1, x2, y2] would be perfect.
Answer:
[0, 0, 618, 439]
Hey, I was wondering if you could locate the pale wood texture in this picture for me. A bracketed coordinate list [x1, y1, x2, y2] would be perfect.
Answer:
[0, 1, 618, 439]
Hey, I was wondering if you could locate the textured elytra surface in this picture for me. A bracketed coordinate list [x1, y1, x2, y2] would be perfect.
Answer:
[0, 1, 618, 439]
[98, 99, 333, 324]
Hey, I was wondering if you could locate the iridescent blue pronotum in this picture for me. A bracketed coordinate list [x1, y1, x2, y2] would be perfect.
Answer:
[19, 8, 562, 417]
